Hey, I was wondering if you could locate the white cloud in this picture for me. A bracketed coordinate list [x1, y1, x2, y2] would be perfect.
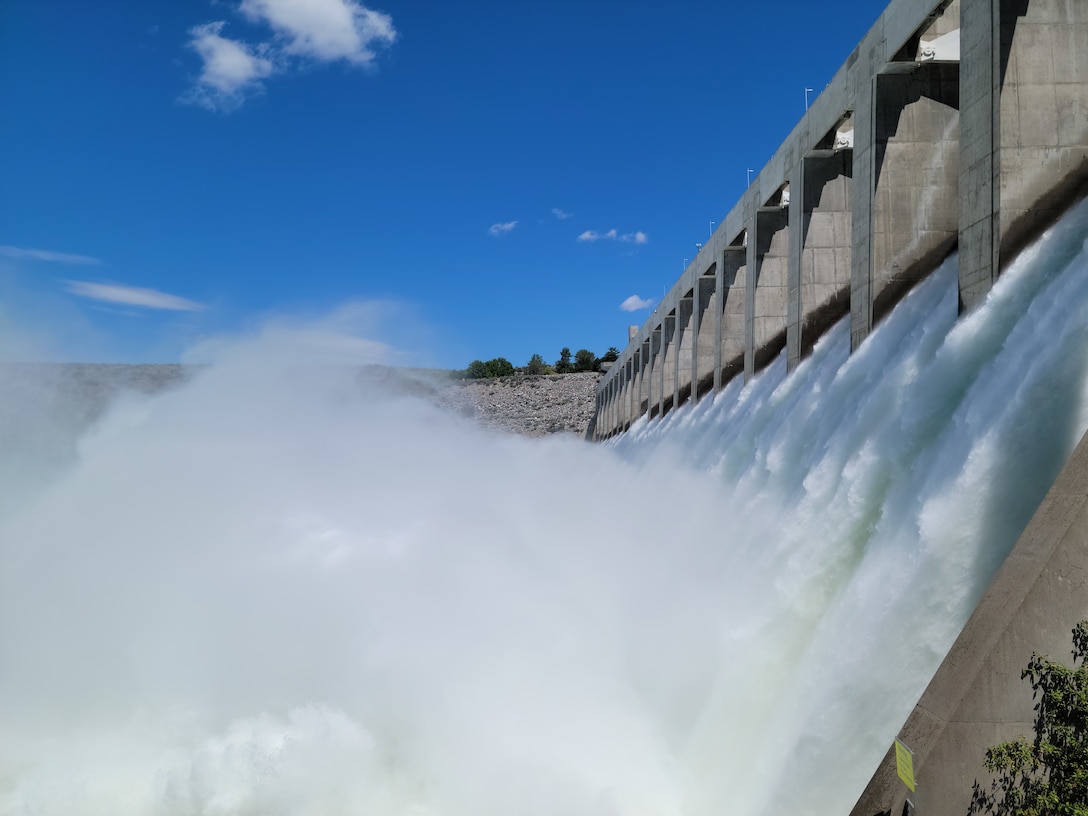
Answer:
[488, 221, 518, 236]
[0, 245, 101, 265]
[183, 21, 275, 111]
[577, 229, 649, 245]
[65, 281, 206, 312]
[240, 0, 396, 64]
[183, 1, 396, 111]
[620, 295, 654, 312]
[551, 208, 572, 220]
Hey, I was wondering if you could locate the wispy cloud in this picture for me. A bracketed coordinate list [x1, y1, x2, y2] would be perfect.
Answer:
[65, 281, 206, 312]
[551, 208, 572, 220]
[240, 0, 396, 64]
[183, 0, 397, 112]
[577, 229, 649, 245]
[0, 245, 102, 265]
[488, 221, 518, 236]
[183, 22, 275, 111]
[620, 295, 654, 312]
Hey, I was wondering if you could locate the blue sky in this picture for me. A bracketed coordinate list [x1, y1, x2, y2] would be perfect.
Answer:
[1, 0, 886, 369]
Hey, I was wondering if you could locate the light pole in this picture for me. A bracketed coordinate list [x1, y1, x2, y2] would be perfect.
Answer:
[804, 87, 814, 110]
[747, 168, 754, 186]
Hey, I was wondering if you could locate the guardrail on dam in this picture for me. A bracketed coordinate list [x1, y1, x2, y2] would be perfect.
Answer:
[591, 0, 1087, 441]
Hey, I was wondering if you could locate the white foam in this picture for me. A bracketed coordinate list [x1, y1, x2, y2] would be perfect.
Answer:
[2, 196, 1088, 816]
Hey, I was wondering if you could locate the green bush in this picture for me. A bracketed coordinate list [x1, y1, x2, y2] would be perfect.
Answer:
[573, 348, 598, 372]
[463, 357, 515, 379]
[525, 353, 548, 375]
[554, 347, 573, 374]
[971, 621, 1088, 816]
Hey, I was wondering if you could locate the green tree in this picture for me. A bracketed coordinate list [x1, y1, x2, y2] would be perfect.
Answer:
[465, 360, 490, 379]
[463, 357, 515, 379]
[601, 346, 620, 363]
[485, 357, 514, 377]
[555, 347, 573, 374]
[525, 353, 548, 375]
[574, 348, 598, 372]
[970, 621, 1088, 816]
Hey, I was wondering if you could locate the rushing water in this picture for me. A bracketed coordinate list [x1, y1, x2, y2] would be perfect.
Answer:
[2, 197, 1088, 816]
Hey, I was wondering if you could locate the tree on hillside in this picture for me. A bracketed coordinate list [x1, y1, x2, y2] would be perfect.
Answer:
[487, 357, 514, 377]
[969, 621, 1088, 816]
[601, 347, 620, 363]
[464, 357, 515, 379]
[465, 360, 490, 379]
[555, 347, 573, 373]
[574, 348, 598, 372]
[525, 353, 548, 375]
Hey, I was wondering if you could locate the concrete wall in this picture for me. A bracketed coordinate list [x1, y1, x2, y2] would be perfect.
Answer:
[694, 268, 717, 400]
[871, 62, 960, 323]
[720, 244, 747, 388]
[961, 0, 1088, 308]
[749, 197, 791, 377]
[676, 294, 694, 408]
[592, 0, 1088, 439]
[797, 150, 853, 362]
[850, 423, 1088, 816]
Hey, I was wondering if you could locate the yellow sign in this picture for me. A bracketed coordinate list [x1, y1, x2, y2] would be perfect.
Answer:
[895, 738, 916, 792]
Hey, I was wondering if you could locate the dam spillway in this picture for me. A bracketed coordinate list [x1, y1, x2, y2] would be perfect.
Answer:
[592, 0, 1088, 440]
[3, 203, 1088, 816]
[590, 0, 1088, 812]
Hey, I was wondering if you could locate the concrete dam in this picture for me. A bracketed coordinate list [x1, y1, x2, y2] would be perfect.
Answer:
[593, 0, 1086, 440]
[592, 0, 1088, 814]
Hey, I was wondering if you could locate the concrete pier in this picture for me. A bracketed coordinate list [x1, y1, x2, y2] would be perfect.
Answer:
[593, 0, 1088, 440]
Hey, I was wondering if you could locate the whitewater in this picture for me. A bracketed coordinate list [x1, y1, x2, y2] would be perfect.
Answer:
[2, 195, 1088, 816]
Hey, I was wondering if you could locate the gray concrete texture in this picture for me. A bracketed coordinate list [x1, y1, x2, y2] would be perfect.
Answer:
[720, 247, 747, 387]
[694, 272, 717, 400]
[661, 314, 677, 415]
[750, 206, 791, 377]
[871, 63, 960, 321]
[677, 296, 694, 407]
[800, 151, 853, 359]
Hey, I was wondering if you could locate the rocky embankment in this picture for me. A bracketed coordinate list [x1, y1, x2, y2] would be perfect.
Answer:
[1, 364, 604, 441]
[430, 372, 603, 438]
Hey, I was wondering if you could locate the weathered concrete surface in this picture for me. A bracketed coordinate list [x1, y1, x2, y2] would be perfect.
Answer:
[647, 329, 662, 418]
[661, 312, 677, 415]
[850, 424, 1088, 816]
[694, 269, 717, 400]
[797, 150, 853, 362]
[850, 33, 881, 353]
[749, 202, 791, 377]
[958, 0, 1002, 308]
[872, 63, 960, 323]
[677, 294, 694, 408]
[720, 245, 747, 387]
[960, 0, 1088, 309]
[998, 0, 1088, 258]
